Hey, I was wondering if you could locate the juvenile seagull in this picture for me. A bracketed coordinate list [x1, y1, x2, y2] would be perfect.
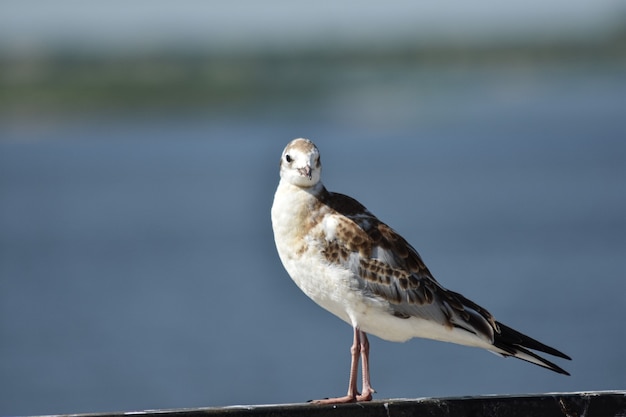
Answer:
[271, 138, 570, 404]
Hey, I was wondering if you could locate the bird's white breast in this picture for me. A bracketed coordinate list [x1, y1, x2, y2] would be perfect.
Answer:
[271, 180, 369, 327]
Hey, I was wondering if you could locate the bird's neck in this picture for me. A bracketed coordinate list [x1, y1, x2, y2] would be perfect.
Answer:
[273, 180, 327, 234]
[279, 179, 326, 200]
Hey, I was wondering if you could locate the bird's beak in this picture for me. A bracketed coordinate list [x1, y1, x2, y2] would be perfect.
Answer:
[298, 165, 312, 180]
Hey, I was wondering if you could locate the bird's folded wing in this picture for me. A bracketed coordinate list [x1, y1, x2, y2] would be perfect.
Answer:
[319, 191, 498, 344]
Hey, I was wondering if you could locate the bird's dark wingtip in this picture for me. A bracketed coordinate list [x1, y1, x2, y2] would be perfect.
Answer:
[494, 321, 571, 375]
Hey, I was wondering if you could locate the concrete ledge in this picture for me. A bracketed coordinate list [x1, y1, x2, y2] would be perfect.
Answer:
[44, 391, 625, 417]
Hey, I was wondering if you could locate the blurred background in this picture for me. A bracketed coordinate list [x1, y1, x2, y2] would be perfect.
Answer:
[1, 1, 625, 415]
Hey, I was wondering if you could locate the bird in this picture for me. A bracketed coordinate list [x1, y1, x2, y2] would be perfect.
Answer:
[270, 138, 570, 404]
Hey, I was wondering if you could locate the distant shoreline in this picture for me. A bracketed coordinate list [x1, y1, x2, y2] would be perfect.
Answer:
[1, 28, 624, 116]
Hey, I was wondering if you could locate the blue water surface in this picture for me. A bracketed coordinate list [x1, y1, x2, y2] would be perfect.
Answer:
[1, 65, 625, 415]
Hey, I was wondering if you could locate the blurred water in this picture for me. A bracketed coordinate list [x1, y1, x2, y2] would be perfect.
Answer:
[1, 66, 625, 416]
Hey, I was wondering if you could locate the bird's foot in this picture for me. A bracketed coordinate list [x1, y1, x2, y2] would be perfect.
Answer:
[311, 395, 357, 405]
[356, 387, 374, 402]
[311, 390, 374, 405]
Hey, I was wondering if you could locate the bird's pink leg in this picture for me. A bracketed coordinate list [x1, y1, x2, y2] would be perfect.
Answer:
[356, 331, 374, 401]
[312, 327, 362, 404]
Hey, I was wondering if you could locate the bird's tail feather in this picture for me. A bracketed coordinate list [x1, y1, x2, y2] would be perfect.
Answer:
[493, 321, 571, 375]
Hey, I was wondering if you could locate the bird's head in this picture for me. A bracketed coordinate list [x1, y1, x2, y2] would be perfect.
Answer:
[279, 138, 322, 187]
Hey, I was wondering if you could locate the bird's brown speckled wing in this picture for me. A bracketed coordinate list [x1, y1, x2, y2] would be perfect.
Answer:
[319, 190, 498, 343]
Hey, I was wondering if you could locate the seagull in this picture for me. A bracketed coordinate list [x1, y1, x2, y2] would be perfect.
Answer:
[271, 138, 570, 404]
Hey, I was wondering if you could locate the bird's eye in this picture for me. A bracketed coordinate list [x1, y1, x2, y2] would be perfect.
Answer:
[285, 154, 292, 163]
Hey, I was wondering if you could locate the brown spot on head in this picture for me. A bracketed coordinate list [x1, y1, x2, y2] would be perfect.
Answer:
[283, 138, 318, 156]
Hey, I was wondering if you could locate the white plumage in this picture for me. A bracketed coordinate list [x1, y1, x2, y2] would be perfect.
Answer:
[271, 138, 570, 404]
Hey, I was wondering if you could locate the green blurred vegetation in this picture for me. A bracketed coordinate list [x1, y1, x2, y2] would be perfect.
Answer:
[1, 26, 624, 116]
